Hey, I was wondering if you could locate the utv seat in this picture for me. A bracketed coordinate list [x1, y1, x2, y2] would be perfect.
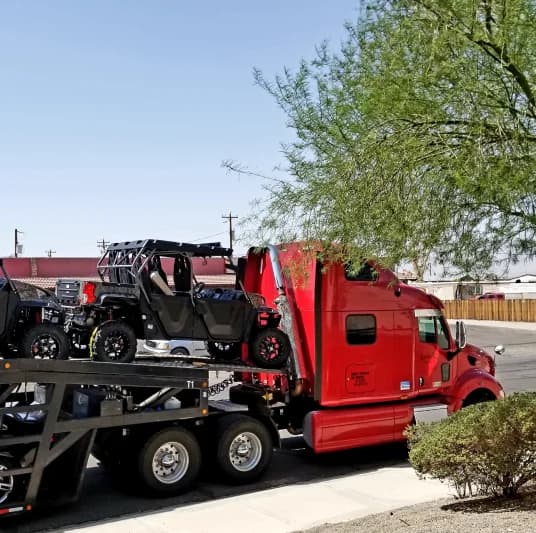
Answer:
[149, 271, 174, 296]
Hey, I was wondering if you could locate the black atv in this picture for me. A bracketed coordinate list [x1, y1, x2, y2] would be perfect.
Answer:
[56, 240, 290, 369]
[0, 259, 70, 360]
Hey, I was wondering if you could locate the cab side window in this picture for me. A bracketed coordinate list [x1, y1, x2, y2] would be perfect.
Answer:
[344, 262, 378, 282]
[418, 317, 436, 343]
[346, 314, 376, 345]
[418, 316, 450, 350]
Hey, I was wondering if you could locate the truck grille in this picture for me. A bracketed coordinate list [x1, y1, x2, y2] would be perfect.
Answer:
[56, 279, 82, 305]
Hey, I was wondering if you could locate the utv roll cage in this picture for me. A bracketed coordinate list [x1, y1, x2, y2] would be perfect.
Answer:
[96, 239, 235, 301]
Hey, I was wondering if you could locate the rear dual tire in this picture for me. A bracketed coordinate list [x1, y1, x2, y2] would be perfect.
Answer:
[214, 414, 273, 484]
[137, 428, 201, 495]
[135, 417, 272, 493]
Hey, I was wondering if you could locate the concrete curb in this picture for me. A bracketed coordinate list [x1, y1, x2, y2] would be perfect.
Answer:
[55, 466, 452, 533]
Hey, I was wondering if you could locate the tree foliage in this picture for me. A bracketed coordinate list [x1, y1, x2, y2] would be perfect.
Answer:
[234, 0, 536, 278]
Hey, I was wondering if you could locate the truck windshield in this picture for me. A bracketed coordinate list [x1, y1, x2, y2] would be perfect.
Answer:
[437, 318, 450, 350]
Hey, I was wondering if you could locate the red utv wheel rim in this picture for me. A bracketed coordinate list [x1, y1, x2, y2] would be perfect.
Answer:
[257, 335, 282, 362]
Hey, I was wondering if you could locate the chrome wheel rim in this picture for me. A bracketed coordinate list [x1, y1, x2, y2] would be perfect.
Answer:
[228, 432, 262, 472]
[0, 464, 14, 504]
[151, 442, 189, 484]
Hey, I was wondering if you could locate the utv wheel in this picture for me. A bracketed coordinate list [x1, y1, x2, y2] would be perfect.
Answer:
[214, 414, 273, 484]
[21, 324, 70, 360]
[249, 328, 290, 369]
[137, 428, 201, 495]
[206, 341, 242, 361]
[91, 321, 137, 363]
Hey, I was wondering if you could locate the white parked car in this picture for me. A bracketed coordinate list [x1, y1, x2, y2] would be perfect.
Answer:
[142, 339, 209, 357]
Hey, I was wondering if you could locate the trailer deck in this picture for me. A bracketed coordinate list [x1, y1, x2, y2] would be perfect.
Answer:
[0, 358, 287, 516]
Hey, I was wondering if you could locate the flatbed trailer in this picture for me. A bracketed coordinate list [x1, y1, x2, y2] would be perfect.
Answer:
[0, 358, 285, 516]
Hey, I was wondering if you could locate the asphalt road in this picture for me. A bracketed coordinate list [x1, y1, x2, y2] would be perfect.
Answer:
[3, 323, 535, 533]
[465, 324, 536, 394]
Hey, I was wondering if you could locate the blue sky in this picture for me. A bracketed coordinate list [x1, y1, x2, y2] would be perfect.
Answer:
[0, 1, 360, 257]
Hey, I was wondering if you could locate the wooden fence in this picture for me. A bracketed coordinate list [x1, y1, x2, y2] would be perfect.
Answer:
[443, 300, 536, 322]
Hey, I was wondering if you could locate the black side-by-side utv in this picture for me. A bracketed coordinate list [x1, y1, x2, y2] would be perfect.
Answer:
[0, 259, 70, 359]
[56, 240, 290, 368]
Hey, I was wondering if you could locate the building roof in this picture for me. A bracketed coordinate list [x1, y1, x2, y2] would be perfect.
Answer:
[13, 274, 237, 290]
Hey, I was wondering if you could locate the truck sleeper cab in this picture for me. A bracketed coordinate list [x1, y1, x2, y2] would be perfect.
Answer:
[239, 243, 504, 453]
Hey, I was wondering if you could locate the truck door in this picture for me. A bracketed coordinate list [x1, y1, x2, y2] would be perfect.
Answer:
[413, 310, 452, 394]
[319, 263, 415, 407]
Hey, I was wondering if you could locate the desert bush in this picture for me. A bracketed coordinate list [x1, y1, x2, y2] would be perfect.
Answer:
[405, 393, 536, 497]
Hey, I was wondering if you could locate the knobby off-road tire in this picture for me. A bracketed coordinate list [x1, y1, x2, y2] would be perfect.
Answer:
[91, 321, 137, 363]
[249, 328, 290, 369]
[20, 324, 70, 360]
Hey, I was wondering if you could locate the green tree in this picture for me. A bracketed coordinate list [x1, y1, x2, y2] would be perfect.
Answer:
[233, 0, 536, 278]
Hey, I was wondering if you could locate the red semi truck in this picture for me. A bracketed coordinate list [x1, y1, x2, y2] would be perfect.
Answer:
[0, 242, 503, 515]
[238, 243, 504, 452]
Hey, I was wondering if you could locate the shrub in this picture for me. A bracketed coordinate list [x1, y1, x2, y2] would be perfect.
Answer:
[405, 393, 536, 498]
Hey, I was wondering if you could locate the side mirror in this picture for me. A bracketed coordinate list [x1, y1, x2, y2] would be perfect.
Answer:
[455, 320, 467, 350]
[0, 258, 3, 267]
[494, 345, 505, 356]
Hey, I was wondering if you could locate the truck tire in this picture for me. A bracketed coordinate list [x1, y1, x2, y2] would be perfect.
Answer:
[20, 324, 70, 360]
[91, 321, 137, 363]
[206, 341, 241, 361]
[214, 414, 273, 484]
[0, 456, 19, 505]
[249, 328, 290, 369]
[137, 427, 201, 495]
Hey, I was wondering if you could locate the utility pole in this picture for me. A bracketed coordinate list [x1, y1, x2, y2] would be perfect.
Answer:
[45, 249, 56, 258]
[97, 238, 110, 254]
[221, 212, 238, 250]
[14, 228, 23, 258]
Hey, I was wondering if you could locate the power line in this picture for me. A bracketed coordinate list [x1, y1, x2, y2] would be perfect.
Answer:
[192, 231, 227, 243]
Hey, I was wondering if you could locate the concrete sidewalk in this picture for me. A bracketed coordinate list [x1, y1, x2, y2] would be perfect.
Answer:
[56, 466, 451, 533]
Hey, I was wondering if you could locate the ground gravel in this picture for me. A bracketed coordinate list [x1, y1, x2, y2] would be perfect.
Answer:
[300, 488, 536, 533]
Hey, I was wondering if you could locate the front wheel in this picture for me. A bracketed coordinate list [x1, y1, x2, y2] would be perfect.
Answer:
[249, 328, 290, 369]
[214, 414, 273, 484]
[137, 428, 201, 495]
[20, 324, 70, 360]
[91, 321, 137, 363]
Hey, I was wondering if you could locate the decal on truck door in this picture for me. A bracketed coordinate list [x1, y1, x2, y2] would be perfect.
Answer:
[346, 364, 375, 393]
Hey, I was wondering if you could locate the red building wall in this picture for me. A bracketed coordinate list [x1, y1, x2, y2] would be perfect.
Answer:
[2, 256, 227, 278]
